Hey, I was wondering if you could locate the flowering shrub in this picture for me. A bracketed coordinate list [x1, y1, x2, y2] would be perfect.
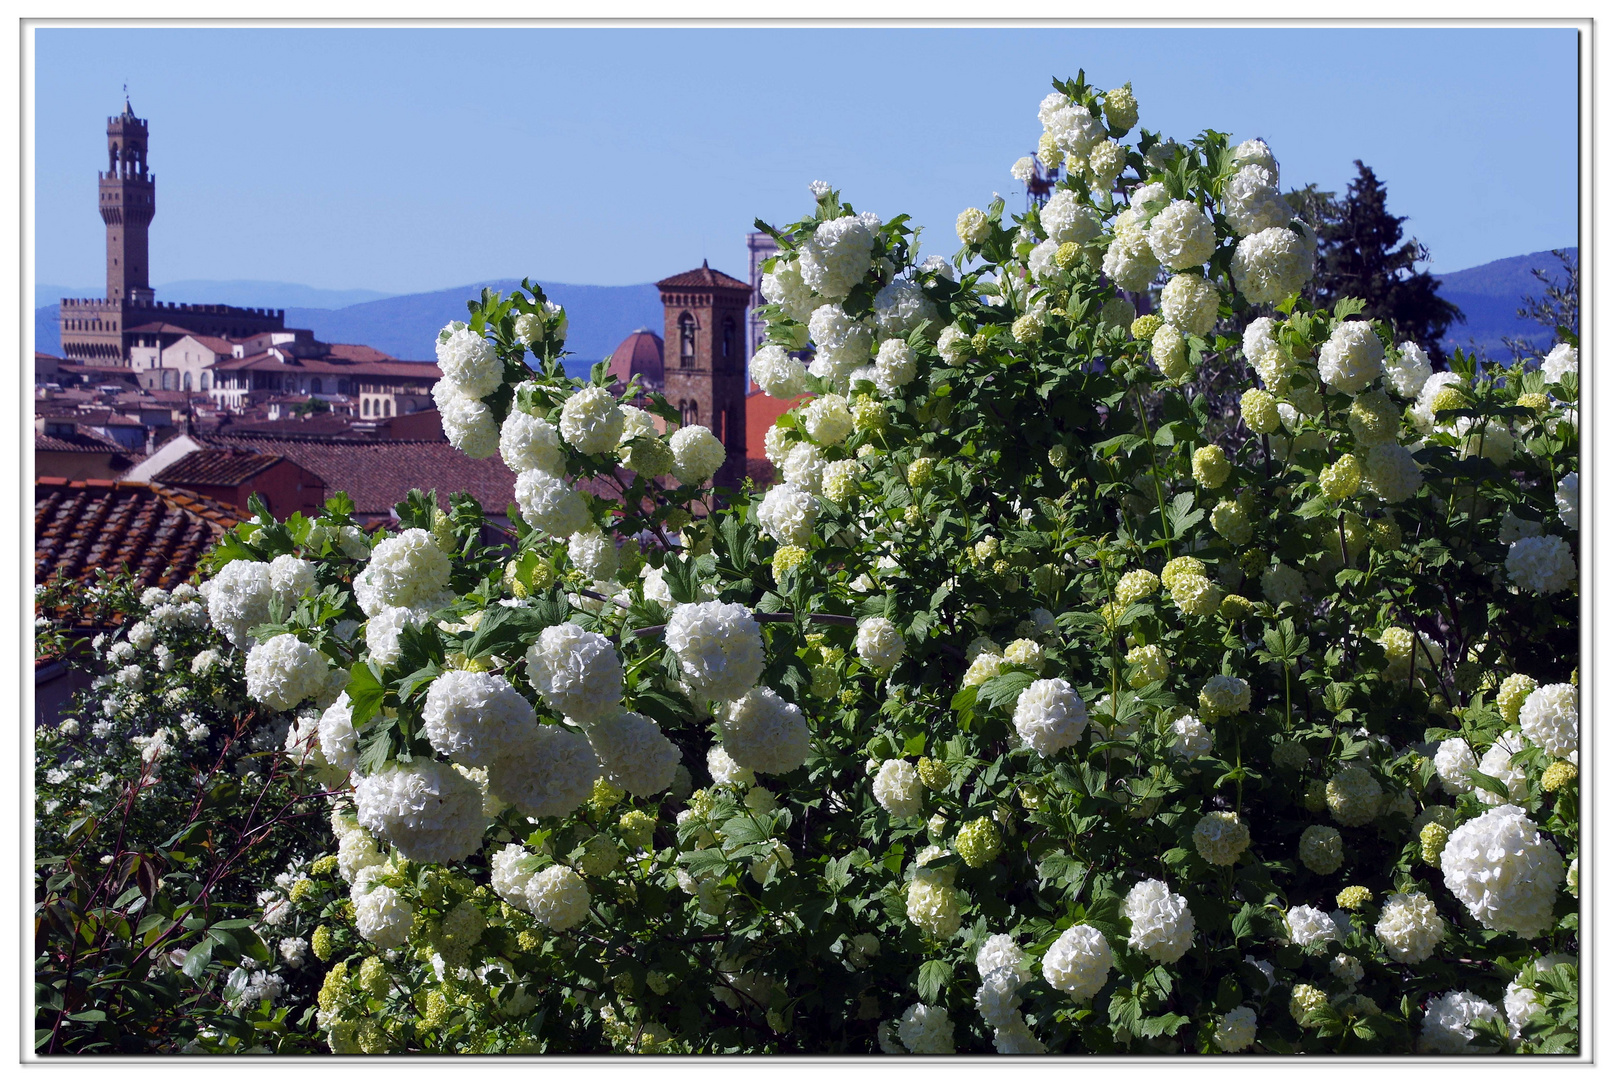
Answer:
[36, 72, 1578, 1055]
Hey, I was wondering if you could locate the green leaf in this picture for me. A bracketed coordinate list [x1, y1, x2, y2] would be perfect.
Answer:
[346, 661, 385, 724]
[1466, 769, 1512, 800]
[917, 959, 951, 1004]
[180, 939, 215, 980]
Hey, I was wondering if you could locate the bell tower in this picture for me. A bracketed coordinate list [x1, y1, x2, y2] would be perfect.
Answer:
[101, 98, 155, 303]
[657, 260, 751, 490]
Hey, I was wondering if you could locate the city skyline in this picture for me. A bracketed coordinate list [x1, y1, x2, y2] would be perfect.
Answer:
[33, 26, 1581, 296]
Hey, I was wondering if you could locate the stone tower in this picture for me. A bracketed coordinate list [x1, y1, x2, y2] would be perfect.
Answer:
[101, 99, 155, 304]
[657, 261, 751, 489]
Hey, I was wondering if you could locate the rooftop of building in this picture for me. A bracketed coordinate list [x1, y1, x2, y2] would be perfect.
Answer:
[607, 328, 665, 392]
[657, 261, 751, 292]
[154, 448, 291, 488]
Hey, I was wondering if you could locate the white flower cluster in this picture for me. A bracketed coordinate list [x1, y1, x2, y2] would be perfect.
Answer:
[1042, 924, 1113, 1002]
[526, 622, 624, 723]
[1221, 164, 1292, 236]
[1012, 678, 1088, 756]
[487, 723, 600, 821]
[318, 693, 359, 773]
[1147, 200, 1217, 271]
[669, 425, 726, 485]
[422, 670, 539, 768]
[855, 616, 906, 672]
[896, 1002, 954, 1054]
[525, 865, 591, 930]
[750, 344, 810, 400]
[587, 711, 680, 797]
[1519, 683, 1577, 760]
[515, 469, 591, 538]
[433, 322, 503, 458]
[1433, 737, 1478, 795]
[873, 759, 923, 817]
[799, 215, 877, 301]
[244, 634, 329, 712]
[1441, 804, 1565, 938]
[1419, 990, 1502, 1054]
[664, 601, 764, 702]
[1159, 273, 1220, 336]
[1505, 535, 1575, 595]
[559, 385, 626, 455]
[355, 529, 453, 617]
[206, 558, 301, 649]
[1214, 1007, 1258, 1053]
[1374, 891, 1445, 963]
[756, 482, 819, 547]
[1124, 878, 1195, 962]
[1364, 442, 1423, 503]
[353, 881, 414, 950]
[1286, 904, 1341, 947]
[499, 410, 564, 475]
[1231, 225, 1314, 305]
[1539, 343, 1577, 384]
[353, 758, 487, 865]
[1317, 321, 1384, 395]
[719, 687, 810, 774]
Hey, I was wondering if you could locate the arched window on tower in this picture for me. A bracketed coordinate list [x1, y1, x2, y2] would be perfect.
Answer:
[679, 313, 696, 368]
[183, 371, 192, 391]
[721, 316, 736, 366]
[384, 399, 393, 417]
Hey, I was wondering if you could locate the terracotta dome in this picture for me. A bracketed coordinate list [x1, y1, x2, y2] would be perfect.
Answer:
[606, 329, 664, 395]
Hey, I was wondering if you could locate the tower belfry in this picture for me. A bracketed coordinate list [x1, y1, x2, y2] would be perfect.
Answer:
[101, 98, 155, 303]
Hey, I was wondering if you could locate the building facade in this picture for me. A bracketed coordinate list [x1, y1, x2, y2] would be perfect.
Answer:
[746, 231, 778, 363]
[657, 262, 750, 488]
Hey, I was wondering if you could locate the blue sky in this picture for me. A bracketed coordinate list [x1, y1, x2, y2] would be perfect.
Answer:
[33, 26, 1580, 296]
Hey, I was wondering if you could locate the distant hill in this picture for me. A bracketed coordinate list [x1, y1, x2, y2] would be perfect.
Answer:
[1436, 248, 1578, 361]
[36, 279, 665, 378]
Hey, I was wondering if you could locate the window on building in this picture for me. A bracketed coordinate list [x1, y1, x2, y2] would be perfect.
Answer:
[384, 399, 392, 417]
[183, 372, 192, 391]
[679, 313, 696, 368]
[201, 372, 210, 390]
[722, 316, 735, 363]
[311, 378, 322, 394]
[363, 399, 371, 417]
[686, 400, 699, 426]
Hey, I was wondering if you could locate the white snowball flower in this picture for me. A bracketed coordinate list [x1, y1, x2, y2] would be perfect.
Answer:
[487, 723, 600, 820]
[1010, 155, 1036, 183]
[1420, 990, 1502, 1054]
[499, 411, 565, 475]
[490, 842, 538, 910]
[1317, 321, 1385, 395]
[435, 323, 502, 399]
[1159, 273, 1220, 336]
[524, 865, 590, 930]
[1364, 442, 1423, 503]
[1374, 891, 1446, 964]
[1539, 343, 1577, 383]
[1504, 955, 1575, 1040]
[855, 616, 906, 672]
[976, 934, 1030, 984]
[750, 344, 809, 399]
[1519, 683, 1577, 760]
[1221, 164, 1291, 237]
[755, 482, 819, 546]
[720, 687, 810, 774]
[514, 469, 591, 538]
[1193, 811, 1251, 866]
[206, 559, 275, 648]
[1012, 677, 1088, 756]
[1409, 370, 1465, 433]
[1214, 1006, 1258, 1052]
[1506, 535, 1575, 595]
[1041, 189, 1102, 246]
[422, 669, 539, 768]
[1044, 102, 1106, 158]
[1147, 200, 1217, 271]
[559, 385, 626, 455]
[799, 215, 877, 301]
[587, 711, 680, 796]
[336, 827, 385, 884]
[353, 883, 414, 950]
[706, 744, 755, 787]
[1386, 341, 1434, 399]
[268, 554, 315, 610]
[1555, 472, 1578, 530]
[567, 529, 619, 581]
[975, 967, 1024, 1029]
[1433, 737, 1478, 795]
[802, 393, 856, 446]
[874, 339, 918, 395]
[670, 425, 726, 485]
[244, 634, 328, 712]
[781, 442, 827, 494]
[1231, 226, 1314, 304]
[433, 380, 499, 458]
[1441, 804, 1565, 938]
[526, 622, 625, 724]
[1231, 137, 1277, 174]
[872, 278, 938, 341]
[1286, 904, 1342, 947]
[318, 693, 358, 773]
[664, 601, 765, 702]
[354, 529, 452, 617]
[1124, 878, 1195, 962]
[896, 1002, 954, 1054]
[1101, 221, 1161, 292]
[760, 257, 818, 322]
[873, 759, 923, 818]
[366, 605, 430, 669]
[1242, 316, 1294, 389]
[807, 305, 873, 382]
[353, 757, 487, 864]
[1042, 924, 1114, 1001]
[1168, 714, 1213, 759]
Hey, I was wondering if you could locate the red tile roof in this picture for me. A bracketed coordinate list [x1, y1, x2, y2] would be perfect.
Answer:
[154, 448, 291, 487]
[126, 321, 204, 335]
[200, 434, 517, 518]
[35, 478, 240, 593]
[656, 262, 751, 291]
[35, 427, 131, 454]
[172, 333, 237, 356]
